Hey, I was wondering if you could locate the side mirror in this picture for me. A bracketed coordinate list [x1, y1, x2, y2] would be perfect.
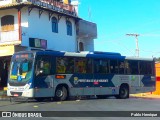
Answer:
[36, 69, 44, 76]
[40, 61, 44, 69]
[39, 69, 44, 74]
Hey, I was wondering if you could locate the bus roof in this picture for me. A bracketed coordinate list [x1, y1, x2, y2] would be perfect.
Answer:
[16, 50, 125, 60]
[125, 56, 154, 61]
[14, 50, 154, 61]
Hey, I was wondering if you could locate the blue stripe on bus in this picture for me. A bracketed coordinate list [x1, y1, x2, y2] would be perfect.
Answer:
[141, 75, 155, 87]
[86, 54, 125, 60]
[36, 51, 65, 56]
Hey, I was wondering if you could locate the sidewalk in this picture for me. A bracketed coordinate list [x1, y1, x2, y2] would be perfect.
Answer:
[130, 93, 160, 99]
[0, 90, 10, 100]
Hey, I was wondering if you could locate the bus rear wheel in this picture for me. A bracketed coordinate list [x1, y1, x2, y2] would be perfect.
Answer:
[55, 86, 68, 101]
[116, 85, 129, 99]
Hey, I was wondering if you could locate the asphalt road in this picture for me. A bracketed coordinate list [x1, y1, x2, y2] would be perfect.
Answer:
[0, 97, 160, 120]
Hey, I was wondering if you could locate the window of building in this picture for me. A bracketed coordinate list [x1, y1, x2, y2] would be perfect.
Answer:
[79, 42, 84, 51]
[1, 15, 14, 31]
[52, 17, 58, 33]
[66, 20, 72, 36]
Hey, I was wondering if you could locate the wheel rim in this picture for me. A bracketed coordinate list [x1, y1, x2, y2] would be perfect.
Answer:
[56, 90, 63, 97]
[120, 88, 127, 97]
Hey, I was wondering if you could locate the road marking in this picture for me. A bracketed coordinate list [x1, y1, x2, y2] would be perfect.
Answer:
[57, 102, 61, 104]
[33, 105, 39, 108]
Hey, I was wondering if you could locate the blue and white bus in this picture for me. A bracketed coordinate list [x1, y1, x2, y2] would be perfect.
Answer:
[7, 50, 156, 101]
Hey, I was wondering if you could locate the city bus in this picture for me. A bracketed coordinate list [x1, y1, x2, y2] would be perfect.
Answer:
[7, 50, 156, 101]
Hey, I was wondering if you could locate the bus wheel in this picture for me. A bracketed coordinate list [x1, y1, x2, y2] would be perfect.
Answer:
[116, 85, 129, 99]
[55, 86, 68, 101]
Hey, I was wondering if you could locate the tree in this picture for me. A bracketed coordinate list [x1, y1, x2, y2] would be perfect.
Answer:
[156, 57, 160, 62]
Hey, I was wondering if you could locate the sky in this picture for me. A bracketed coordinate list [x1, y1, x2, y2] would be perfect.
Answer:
[77, 0, 160, 58]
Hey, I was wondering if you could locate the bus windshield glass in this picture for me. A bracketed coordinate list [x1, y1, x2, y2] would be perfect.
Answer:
[9, 53, 34, 83]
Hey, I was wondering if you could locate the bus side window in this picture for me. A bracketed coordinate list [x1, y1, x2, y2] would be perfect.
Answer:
[86, 59, 93, 73]
[36, 55, 51, 76]
[56, 57, 74, 74]
[139, 61, 152, 75]
[109, 60, 118, 74]
[75, 58, 86, 73]
[56, 57, 66, 73]
[125, 61, 131, 74]
[94, 59, 108, 74]
[118, 60, 125, 74]
[128, 60, 139, 74]
[66, 57, 74, 74]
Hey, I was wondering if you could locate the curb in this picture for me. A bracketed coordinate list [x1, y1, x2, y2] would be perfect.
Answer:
[0, 90, 10, 101]
[130, 94, 160, 99]
[0, 96, 10, 101]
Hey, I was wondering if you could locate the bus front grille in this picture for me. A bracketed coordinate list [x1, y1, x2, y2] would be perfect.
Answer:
[10, 92, 23, 96]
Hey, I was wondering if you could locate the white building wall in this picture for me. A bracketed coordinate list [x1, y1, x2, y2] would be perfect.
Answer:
[85, 39, 94, 51]
[0, 9, 19, 42]
[0, 7, 94, 52]
[21, 7, 77, 52]
[21, 7, 29, 47]
[78, 39, 94, 51]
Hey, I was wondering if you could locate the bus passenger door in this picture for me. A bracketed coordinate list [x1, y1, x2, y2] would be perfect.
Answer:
[93, 59, 111, 95]
[73, 58, 94, 96]
[83, 73, 94, 95]
[139, 61, 155, 91]
[34, 55, 54, 97]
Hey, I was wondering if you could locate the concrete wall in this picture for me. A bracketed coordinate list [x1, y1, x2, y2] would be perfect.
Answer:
[0, 9, 19, 42]
[78, 38, 94, 51]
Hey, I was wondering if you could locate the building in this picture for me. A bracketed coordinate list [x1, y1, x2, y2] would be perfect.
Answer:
[0, 0, 97, 89]
[153, 62, 160, 95]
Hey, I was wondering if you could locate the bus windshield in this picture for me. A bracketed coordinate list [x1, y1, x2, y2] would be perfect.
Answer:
[9, 53, 34, 84]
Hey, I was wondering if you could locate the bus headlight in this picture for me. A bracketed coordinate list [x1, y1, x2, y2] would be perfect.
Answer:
[24, 83, 31, 90]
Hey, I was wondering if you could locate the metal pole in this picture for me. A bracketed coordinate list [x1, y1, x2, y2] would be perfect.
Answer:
[126, 34, 140, 57]
[135, 35, 139, 57]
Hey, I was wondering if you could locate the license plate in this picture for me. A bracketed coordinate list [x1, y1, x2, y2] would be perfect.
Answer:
[14, 94, 19, 97]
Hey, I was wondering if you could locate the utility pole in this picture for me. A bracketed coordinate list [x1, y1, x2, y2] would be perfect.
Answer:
[126, 33, 140, 57]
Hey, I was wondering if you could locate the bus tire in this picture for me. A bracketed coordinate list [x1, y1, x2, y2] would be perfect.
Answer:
[116, 85, 129, 99]
[55, 86, 68, 101]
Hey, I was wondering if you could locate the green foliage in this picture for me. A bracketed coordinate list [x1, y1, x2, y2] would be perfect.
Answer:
[156, 57, 160, 62]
